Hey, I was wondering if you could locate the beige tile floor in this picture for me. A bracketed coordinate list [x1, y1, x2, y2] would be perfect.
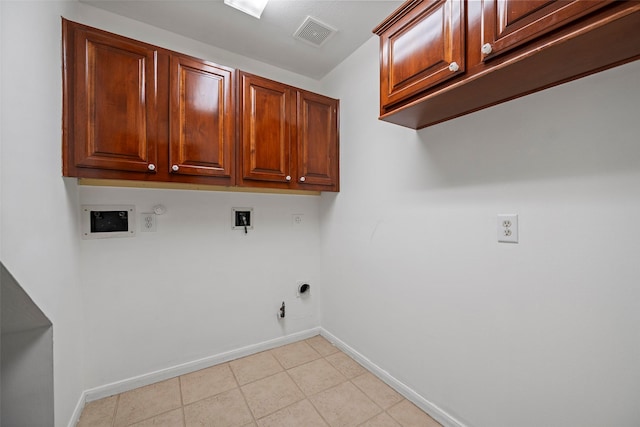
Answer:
[78, 335, 442, 427]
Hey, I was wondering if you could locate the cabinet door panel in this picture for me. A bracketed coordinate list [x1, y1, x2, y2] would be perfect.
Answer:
[297, 92, 338, 188]
[73, 29, 157, 172]
[482, 0, 613, 59]
[170, 56, 234, 178]
[379, 0, 465, 108]
[241, 74, 292, 183]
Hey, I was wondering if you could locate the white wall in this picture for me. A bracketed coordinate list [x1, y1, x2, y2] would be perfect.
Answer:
[1, 1, 323, 424]
[2, 327, 54, 426]
[5, 1, 639, 425]
[79, 187, 321, 390]
[319, 37, 640, 427]
[1, 2, 85, 426]
[65, 2, 323, 392]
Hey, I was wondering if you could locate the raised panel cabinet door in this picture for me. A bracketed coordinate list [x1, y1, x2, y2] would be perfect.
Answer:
[296, 91, 339, 188]
[481, 0, 613, 60]
[377, 0, 465, 109]
[240, 73, 293, 183]
[72, 26, 158, 173]
[170, 55, 234, 178]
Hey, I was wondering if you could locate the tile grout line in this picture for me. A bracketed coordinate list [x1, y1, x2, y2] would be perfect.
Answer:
[111, 394, 120, 427]
[230, 360, 259, 425]
[178, 375, 186, 427]
[120, 379, 184, 427]
[243, 343, 325, 423]
[80, 335, 439, 427]
[306, 348, 346, 427]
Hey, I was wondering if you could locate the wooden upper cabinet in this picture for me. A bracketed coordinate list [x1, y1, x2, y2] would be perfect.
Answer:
[64, 20, 339, 192]
[297, 91, 338, 188]
[240, 73, 294, 184]
[481, 0, 613, 60]
[373, 1, 640, 129]
[170, 55, 234, 179]
[239, 72, 339, 191]
[69, 23, 158, 174]
[374, 0, 465, 110]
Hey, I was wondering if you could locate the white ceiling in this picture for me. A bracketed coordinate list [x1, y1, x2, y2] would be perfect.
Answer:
[81, 0, 403, 79]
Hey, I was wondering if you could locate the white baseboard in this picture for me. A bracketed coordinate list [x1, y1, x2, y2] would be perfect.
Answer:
[319, 328, 467, 427]
[67, 390, 88, 427]
[69, 327, 464, 427]
[68, 327, 320, 427]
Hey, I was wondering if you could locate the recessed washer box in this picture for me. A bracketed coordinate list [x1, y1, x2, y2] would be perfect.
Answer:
[232, 207, 253, 230]
[81, 205, 136, 239]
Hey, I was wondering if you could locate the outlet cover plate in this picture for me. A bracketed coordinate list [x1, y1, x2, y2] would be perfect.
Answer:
[497, 214, 518, 243]
[140, 213, 157, 232]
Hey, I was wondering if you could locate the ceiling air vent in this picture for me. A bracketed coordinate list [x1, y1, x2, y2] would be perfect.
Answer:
[293, 16, 337, 48]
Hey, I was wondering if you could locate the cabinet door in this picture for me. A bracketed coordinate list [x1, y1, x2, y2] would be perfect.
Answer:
[377, 0, 465, 109]
[170, 55, 234, 179]
[72, 27, 158, 173]
[296, 91, 339, 189]
[240, 73, 294, 184]
[482, 0, 613, 60]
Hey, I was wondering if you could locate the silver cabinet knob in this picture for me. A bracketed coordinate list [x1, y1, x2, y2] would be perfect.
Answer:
[285, 175, 292, 182]
[148, 164, 156, 171]
[171, 165, 179, 172]
[299, 176, 306, 183]
[448, 62, 460, 72]
[481, 43, 493, 55]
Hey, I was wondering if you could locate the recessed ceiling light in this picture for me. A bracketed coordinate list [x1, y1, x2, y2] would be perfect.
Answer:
[224, 0, 269, 19]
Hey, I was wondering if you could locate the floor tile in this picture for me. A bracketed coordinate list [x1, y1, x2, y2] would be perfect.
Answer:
[387, 400, 442, 427]
[77, 338, 443, 427]
[270, 341, 321, 369]
[256, 399, 329, 427]
[180, 363, 237, 405]
[288, 358, 346, 396]
[358, 412, 402, 427]
[77, 395, 117, 427]
[310, 381, 382, 427]
[325, 352, 367, 379]
[183, 388, 253, 427]
[129, 408, 184, 426]
[241, 371, 304, 419]
[230, 351, 283, 385]
[306, 335, 340, 356]
[351, 373, 403, 409]
[114, 378, 182, 427]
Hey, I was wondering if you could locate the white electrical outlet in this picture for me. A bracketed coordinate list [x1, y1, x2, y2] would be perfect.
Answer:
[292, 214, 304, 227]
[140, 213, 157, 232]
[497, 214, 518, 243]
